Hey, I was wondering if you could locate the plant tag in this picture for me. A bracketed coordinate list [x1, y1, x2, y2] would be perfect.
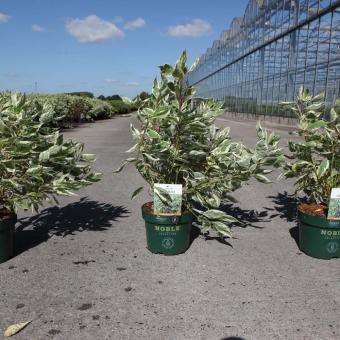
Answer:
[154, 183, 182, 216]
[327, 188, 340, 220]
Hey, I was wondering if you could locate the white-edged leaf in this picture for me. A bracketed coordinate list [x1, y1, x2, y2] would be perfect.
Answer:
[147, 129, 161, 139]
[82, 154, 96, 162]
[131, 186, 144, 200]
[203, 209, 237, 223]
[254, 174, 271, 183]
[126, 144, 138, 153]
[329, 108, 338, 122]
[316, 159, 329, 178]
[211, 221, 232, 237]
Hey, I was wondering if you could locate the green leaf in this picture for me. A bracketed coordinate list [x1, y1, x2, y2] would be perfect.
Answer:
[308, 120, 327, 129]
[211, 221, 232, 237]
[159, 64, 173, 75]
[38, 149, 50, 162]
[143, 153, 159, 162]
[147, 129, 161, 139]
[126, 144, 138, 153]
[0, 119, 6, 131]
[329, 108, 338, 122]
[316, 159, 329, 178]
[39, 145, 61, 162]
[82, 154, 96, 162]
[113, 158, 136, 173]
[203, 209, 237, 223]
[189, 150, 206, 157]
[130, 124, 140, 139]
[131, 186, 144, 200]
[88, 172, 102, 182]
[254, 174, 271, 183]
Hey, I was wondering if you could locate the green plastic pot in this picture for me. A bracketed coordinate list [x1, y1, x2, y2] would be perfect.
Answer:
[142, 202, 193, 255]
[298, 209, 340, 260]
[0, 213, 16, 264]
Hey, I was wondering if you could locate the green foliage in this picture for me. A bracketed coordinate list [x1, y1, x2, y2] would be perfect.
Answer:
[98, 94, 122, 101]
[89, 99, 113, 120]
[109, 99, 137, 115]
[66, 91, 94, 98]
[134, 91, 150, 108]
[136, 91, 150, 101]
[223, 96, 294, 118]
[97, 94, 137, 114]
[1, 92, 118, 128]
[0, 93, 101, 213]
[68, 95, 93, 122]
[283, 88, 340, 205]
[114, 51, 283, 238]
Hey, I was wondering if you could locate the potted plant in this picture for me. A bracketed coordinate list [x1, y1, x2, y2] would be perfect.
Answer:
[114, 52, 283, 255]
[0, 93, 101, 263]
[283, 88, 340, 259]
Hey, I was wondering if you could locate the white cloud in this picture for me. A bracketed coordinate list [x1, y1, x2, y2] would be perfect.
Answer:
[124, 17, 146, 31]
[32, 24, 45, 32]
[167, 19, 212, 38]
[126, 82, 139, 86]
[104, 78, 119, 84]
[66, 15, 124, 43]
[0, 12, 10, 23]
[2, 72, 20, 79]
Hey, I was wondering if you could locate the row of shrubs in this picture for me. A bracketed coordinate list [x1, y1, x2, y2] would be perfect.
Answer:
[0, 92, 138, 129]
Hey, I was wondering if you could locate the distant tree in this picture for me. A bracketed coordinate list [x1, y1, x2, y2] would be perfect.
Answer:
[134, 91, 150, 109]
[108, 94, 122, 101]
[134, 91, 150, 101]
[97, 94, 122, 101]
[67, 92, 94, 98]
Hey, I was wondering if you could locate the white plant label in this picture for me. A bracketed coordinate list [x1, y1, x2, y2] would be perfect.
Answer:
[327, 188, 340, 220]
[153, 183, 182, 216]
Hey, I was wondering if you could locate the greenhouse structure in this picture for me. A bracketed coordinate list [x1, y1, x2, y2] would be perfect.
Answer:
[187, 0, 340, 118]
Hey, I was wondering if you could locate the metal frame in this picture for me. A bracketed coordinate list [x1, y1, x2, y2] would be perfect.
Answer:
[187, 0, 340, 118]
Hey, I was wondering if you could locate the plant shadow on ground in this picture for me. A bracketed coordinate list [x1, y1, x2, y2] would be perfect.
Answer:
[266, 191, 307, 246]
[15, 197, 129, 255]
[202, 203, 269, 247]
[190, 225, 201, 246]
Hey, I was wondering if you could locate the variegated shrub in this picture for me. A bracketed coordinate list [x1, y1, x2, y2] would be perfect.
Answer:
[115, 52, 284, 238]
[283, 88, 340, 205]
[0, 93, 101, 213]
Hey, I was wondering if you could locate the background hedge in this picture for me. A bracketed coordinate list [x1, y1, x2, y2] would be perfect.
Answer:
[0, 92, 137, 129]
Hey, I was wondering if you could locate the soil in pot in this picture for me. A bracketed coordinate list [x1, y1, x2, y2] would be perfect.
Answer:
[299, 203, 327, 218]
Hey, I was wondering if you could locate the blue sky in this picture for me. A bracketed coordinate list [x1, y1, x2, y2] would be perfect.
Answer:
[0, 0, 249, 98]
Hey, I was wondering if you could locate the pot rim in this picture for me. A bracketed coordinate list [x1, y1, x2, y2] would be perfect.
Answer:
[142, 202, 191, 217]
[142, 202, 193, 225]
[298, 205, 340, 228]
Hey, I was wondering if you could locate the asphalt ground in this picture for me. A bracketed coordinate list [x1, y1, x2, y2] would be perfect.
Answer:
[0, 114, 339, 340]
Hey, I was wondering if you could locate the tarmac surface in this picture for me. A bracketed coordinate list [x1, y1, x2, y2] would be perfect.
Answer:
[0, 114, 339, 340]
